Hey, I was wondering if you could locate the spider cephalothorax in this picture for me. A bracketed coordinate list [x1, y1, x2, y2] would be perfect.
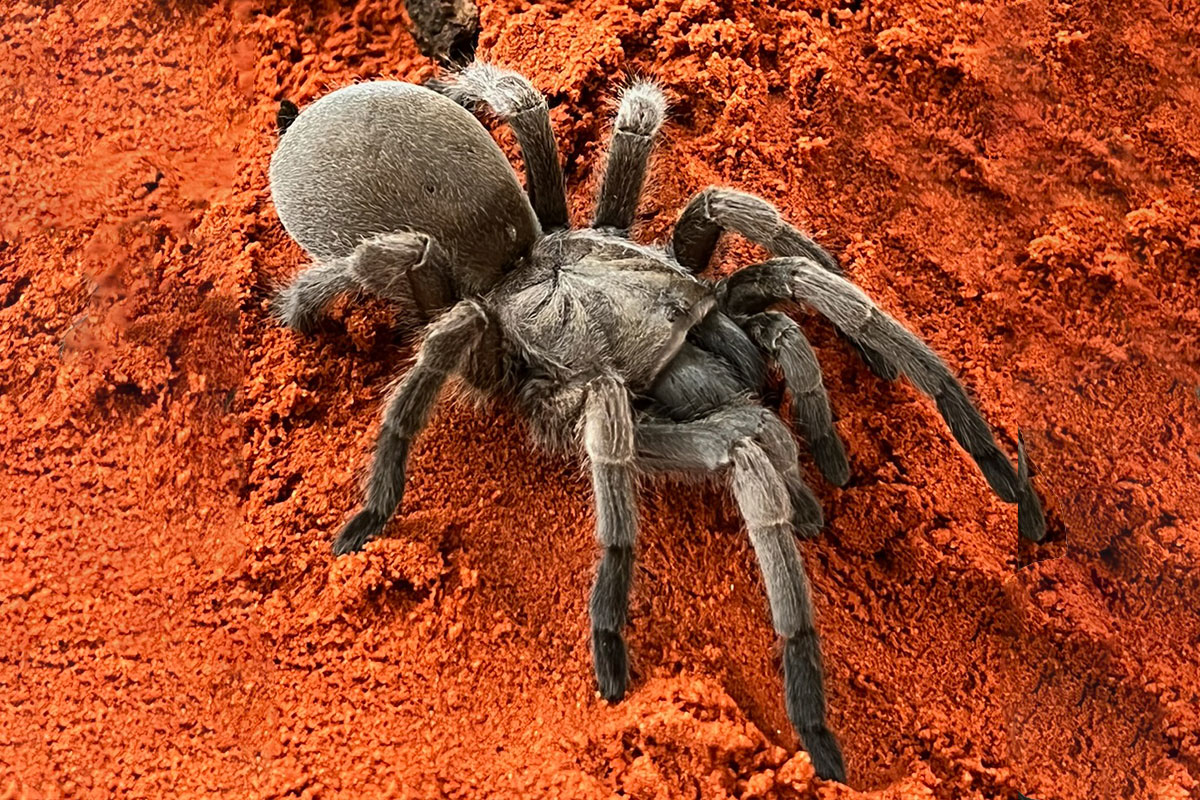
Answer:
[269, 63, 1045, 784]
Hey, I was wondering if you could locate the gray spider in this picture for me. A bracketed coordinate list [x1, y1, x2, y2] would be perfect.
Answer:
[268, 63, 1045, 783]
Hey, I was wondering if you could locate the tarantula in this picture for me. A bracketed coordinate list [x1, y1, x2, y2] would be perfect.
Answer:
[268, 63, 1045, 783]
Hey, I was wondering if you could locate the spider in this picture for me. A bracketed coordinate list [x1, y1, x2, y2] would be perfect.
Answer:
[268, 63, 1045, 783]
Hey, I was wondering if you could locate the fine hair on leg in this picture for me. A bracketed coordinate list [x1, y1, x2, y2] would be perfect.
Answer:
[584, 375, 639, 702]
[751, 408, 826, 538]
[649, 344, 823, 536]
[670, 187, 840, 275]
[721, 256, 1026, 506]
[429, 63, 569, 230]
[593, 80, 667, 232]
[272, 260, 359, 334]
[333, 301, 488, 555]
[632, 411, 845, 782]
[742, 311, 850, 487]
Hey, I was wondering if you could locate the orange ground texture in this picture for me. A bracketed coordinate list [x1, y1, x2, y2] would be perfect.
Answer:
[2, 0, 1199, 797]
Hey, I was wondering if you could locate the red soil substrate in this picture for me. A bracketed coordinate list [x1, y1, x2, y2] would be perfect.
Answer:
[2, 0, 1198, 797]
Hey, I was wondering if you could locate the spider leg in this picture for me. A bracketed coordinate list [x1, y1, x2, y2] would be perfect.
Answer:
[584, 375, 639, 702]
[720, 257, 1046, 539]
[271, 260, 358, 334]
[650, 343, 823, 536]
[273, 232, 457, 333]
[669, 187, 840, 275]
[1017, 432, 1047, 542]
[668, 188, 896, 380]
[741, 311, 850, 487]
[634, 408, 845, 782]
[593, 81, 667, 233]
[428, 63, 569, 231]
[333, 301, 488, 555]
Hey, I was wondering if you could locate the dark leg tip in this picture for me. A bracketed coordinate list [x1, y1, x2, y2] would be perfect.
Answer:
[802, 727, 847, 783]
[1018, 487, 1047, 542]
[1017, 502, 1046, 544]
[332, 509, 387, 555]
[592, 628, 629, 702]
[975, 447, 1021, 504]
[782, 635, 846, 783]
[811, 434, 851, 487]
[1016, 431, 1047, 542]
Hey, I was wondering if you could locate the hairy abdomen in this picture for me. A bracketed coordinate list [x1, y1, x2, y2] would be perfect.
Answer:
[269, 81, 538, 295]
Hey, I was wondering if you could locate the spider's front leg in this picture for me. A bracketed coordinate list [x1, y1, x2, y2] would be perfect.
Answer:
[273, 232, 457, 333]
[592, 81, 667, 233]
[333, 301, 488, 555]
[670, 187, 841, 277]
[429, 63, 569, 231]
[669, 188, 899, 381]
[583, 375, 639, 701]
[720, 257, 1046, 541]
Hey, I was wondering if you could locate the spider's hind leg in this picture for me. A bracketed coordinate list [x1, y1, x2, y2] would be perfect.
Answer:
[593, 81, 667, 233]
[273, 231, 456, 333]
[345, 231, 457, 321]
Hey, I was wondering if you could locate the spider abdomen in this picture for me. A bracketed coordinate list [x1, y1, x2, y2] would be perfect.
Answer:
[269, 81, 539, 296]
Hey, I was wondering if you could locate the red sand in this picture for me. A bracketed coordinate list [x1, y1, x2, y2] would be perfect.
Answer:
[2, 0, 1198, 797]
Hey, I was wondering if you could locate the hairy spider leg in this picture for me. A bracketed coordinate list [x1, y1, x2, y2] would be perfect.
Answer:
[273, 231, 458, 333]
[430, 63, 569, 231]
[721, 257, 1046, 541]
[584, 375, 639, 701]
[634, 405, 845, 782]
[593, 81, 668, 232]
[333, 301, 489, 554]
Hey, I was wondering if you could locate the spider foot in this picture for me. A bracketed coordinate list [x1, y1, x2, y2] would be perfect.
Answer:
[801, 726, 848, 784]
[810, 433, 850, 488]
[592, 628, 629, 702]
[614, 81, 667, 138]
[332, 509, 387, 555]
[1017, 433, 1047, 542]
[783, 636, 846, 783]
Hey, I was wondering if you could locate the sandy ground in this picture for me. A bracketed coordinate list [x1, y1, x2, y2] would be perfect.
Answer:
[2, 0, 1199, 797]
